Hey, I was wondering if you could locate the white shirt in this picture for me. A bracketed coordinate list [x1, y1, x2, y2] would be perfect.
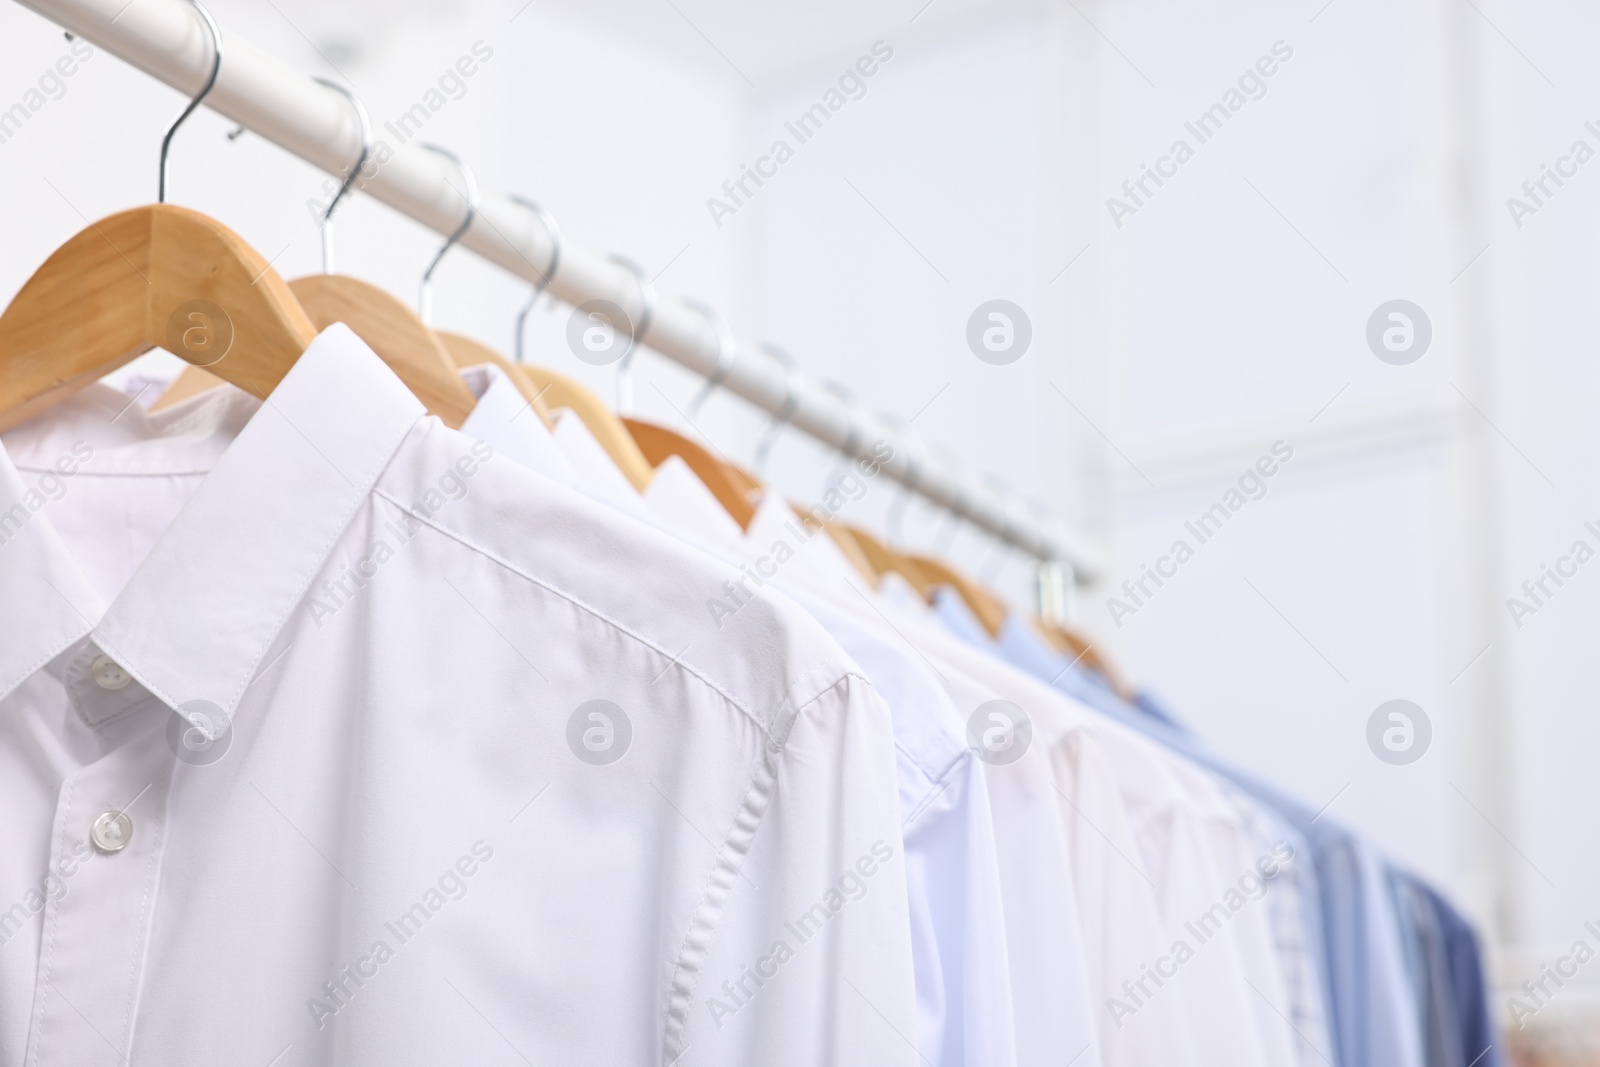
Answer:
[0, 325, 918, 1067]
[456, 363, 577, 487]
[637, 464, 1020, 1067]
[548, 408, 655, 519]
[759, 564, 1110, 1067]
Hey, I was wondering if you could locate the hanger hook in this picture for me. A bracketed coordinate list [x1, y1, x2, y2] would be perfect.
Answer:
[312, 77, 372, 275]
[416, 142, 479, 326]
[753, 343, 799, 474]
[508, 195, 563, 364]
[932, 447, 966, 553]
[1024, 497, 1075, 622]
[819, 379, 865, 495]
[158, 0, 224, 203]
[876, 410, 924, 547]
[681, 299, 736, 417]
[606, 254, 656, 415]
[977, 472, 1020, 581]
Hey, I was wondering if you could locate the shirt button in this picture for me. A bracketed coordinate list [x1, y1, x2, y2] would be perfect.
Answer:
[90, 654, 132, 690]
[90, 810, 133, 853]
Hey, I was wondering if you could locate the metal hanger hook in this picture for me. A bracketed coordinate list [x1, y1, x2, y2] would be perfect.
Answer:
[158, 0, 224, 203]
[877, 410, 924, 546]
[606, 254, 656, 415]
[312, 78, 372, 275]
[417, 142, 479, 326]
[681, 299, 736, 417]
[753, 343, 799, 474]
[977, 473, 1021, 581]
[820, 379, 865, 494]
[932, 448, 967, 553]
[508, 195, 563, 364]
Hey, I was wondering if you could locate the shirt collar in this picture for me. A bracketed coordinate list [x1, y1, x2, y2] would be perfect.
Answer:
[458, 363, 578, 488]
[549, 409, 653, 519]
[641, 455, 745, 551]
[0, 445, 105, 702]
[0, 324, 425, 726]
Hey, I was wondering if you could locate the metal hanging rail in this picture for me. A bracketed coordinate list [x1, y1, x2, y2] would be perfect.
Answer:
[15, 0, 1100, 582]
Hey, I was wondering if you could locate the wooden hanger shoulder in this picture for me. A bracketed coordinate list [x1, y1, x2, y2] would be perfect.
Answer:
[792, 512, 880, 587]
[1035, 618, 1137, 700]
[0, 204, 314, 431]
[434, 332, 553, 429]
[515, 364, 655, 491]
[841, 522, 935, 599]
[622, 417, 757, 529]
[288, 274, 475, 429]
[902, 551, 1008, 637]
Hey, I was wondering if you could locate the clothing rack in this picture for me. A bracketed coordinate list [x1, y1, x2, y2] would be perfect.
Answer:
[15, 0, 1101, 589]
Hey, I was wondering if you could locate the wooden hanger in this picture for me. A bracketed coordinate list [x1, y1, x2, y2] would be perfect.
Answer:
[513, 364, 655, 491]
[435, 331, 553, 429]
[789, 510, 881, 588]
[149, 363, 226, 412]
[840, 522, 936, 599]
[1034, 618, 1137, 701]
[0, 204, 315, 431]
[901, 551, 1008, 638]
[622, 417, 758, 529]
[287, 275, 475, 428]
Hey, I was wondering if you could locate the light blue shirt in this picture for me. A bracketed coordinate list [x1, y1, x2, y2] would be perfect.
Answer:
[794, 589, 1019, 1067]
[930, 589, 1432, 1067]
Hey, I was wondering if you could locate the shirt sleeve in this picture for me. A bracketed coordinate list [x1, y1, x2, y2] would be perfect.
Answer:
[984, 734, 1105, 1067]
[668, 671, 918, 1067]
[1050, 731, 1203, 1067]
[901, 745, 1019, 1067]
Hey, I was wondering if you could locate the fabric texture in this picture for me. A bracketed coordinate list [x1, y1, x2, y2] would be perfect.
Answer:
[0, 327, 918, 1067]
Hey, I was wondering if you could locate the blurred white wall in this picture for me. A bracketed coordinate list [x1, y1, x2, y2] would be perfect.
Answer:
[3, 0, 1596, 1043]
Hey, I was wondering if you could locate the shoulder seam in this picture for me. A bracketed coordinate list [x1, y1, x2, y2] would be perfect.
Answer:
[371, 486, 855, 737]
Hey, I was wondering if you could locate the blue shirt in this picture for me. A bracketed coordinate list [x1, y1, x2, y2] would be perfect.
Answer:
[931, 589, 1441, 1067]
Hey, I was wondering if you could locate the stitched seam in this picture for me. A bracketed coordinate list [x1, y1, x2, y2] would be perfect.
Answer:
[660, 672, 862, 1061]
[79, 691, 164, 730]
[94, 413, 423, 719]
[902, 745, 973, 828]
[372, 486, 860, 734]
[0, 624, 92, 711]
[218, 413, 423, 713]
[659, 745, 776, 1062]
[28, 777, 75, 1067]
[11, 466, 215, 477]
[116, 783, 165, 1056]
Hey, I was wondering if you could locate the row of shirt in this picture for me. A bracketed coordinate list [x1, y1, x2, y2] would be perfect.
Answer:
[0, 323, 1499, 1066]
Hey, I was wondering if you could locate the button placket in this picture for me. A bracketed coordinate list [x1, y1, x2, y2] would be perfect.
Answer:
[89, 656, 131, 691]
[61, 643, 161, 733]
[25, 728, 173, 1067]
[89, 811, 133, 854]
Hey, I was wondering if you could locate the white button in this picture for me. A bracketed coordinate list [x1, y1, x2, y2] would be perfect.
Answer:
[91, 810, 133, 853]
[91, 654, 132, 690]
